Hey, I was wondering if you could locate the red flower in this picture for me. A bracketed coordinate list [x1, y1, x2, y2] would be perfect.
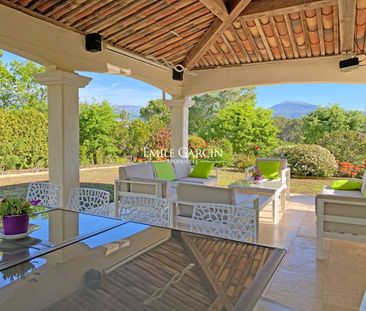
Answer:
[255, 146, 261, 151]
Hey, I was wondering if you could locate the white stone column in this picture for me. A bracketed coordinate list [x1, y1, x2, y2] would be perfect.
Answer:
[35, 68, 91, 207]
[165, 97, 193, 159]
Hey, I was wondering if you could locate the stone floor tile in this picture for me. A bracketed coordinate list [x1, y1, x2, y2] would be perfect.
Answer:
[265, 287, 323, 311]
[291, 236, 331, 251]
[322, 303, 357, 311]
[269, 270, 324, 298]
[322, 288, 363, 309]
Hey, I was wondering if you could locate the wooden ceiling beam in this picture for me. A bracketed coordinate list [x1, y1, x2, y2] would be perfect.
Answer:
[183, 0, 252, 69]
[240, 0, 336, 21]
[199, 0, 229, 21]
[337, 0, 356, 53]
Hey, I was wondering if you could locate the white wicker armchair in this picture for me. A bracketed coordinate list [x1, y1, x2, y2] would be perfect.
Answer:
[26, 182, 60, 209]
[118, 193, 171, 227]
[67, 188, 110, 217]
[191, 202, 257, 243]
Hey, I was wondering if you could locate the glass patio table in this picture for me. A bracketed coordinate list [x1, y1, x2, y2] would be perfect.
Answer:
[0, 209, 286, 311]
[0, 209, 124, 270]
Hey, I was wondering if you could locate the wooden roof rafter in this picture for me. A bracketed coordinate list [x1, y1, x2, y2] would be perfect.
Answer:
[199, 0, 229, 21]
[239, 0, 336, 21]
[338, 0, 357, 53]
[183, 0, 253, 69]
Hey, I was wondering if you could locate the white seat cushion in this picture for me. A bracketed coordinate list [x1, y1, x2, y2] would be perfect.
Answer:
[179, 176, 217, 186]
[322, 186, 363, 197]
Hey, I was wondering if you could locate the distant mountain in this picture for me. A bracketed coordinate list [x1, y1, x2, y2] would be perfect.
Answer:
[113, 105, 143, 119]
[270, 101, 318, 119]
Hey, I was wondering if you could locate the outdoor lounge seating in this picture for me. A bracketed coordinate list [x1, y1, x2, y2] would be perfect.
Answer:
[316, 172, 366, 260]
[245, 158, 291, 197]
[118, 161, 218, 199]
[26, 182, 60, 209]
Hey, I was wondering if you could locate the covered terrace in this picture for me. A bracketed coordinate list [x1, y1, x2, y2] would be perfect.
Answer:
[1, 1, 366, 310]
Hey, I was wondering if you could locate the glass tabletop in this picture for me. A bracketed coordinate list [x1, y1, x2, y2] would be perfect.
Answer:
[0, 221, 285, 311]
[0, 209, 124, 270]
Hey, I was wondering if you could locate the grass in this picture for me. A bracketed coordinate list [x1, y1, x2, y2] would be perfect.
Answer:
[0, 167, 119, 200]
[0, 166, 335, 200]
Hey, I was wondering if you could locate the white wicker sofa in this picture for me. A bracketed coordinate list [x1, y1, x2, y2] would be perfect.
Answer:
[116, 161, 218, 199]
[316, 173, 366, 260]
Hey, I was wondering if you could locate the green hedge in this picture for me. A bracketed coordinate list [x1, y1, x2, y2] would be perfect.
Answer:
[0, 109, 48, 170]
[272, 144, 338, 177]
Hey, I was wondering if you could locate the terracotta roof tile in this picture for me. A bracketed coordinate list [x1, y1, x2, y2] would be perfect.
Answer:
[2, 0, 351, 69]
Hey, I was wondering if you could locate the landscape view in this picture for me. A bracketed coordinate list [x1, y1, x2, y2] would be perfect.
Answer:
[1, 50, 366, 198]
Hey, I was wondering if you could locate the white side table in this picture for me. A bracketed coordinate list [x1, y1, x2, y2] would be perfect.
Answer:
[229, 180, 287, 224]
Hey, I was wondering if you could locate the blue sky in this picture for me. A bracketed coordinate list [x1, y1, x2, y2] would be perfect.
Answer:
[2, 50, 366, 109]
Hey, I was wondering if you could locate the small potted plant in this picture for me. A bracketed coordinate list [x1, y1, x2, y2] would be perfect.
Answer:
[252, 168, 264, 184]
[0, 198, 35, 235]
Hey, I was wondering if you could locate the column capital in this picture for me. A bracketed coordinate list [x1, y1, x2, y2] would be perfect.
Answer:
[35, 68, 91, 88]
[165, 97, 194, 109]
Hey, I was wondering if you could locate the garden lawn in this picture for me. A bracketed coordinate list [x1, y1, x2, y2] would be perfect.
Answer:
[0, 166, 334, 200]
[0, 167, 119, 201]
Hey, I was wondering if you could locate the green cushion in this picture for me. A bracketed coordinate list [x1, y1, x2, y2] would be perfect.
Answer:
[153, 162, 176, 181]
[331, 179, 362, 190]
[189, 161, 214, 179]
[258, 161, 280, 179]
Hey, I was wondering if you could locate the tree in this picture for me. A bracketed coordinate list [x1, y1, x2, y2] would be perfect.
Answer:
[115, 109, 131, 156]
[126, 119, 149, 160]
[273, 116, 304, 143]
[317, 130, 366, 165]
[303, 104, 366, 143]
[189, 88, 256, 134]
[200, 98, 278, 154]
[79, 100, 119, 164]
[0, 109, 48, 170]
[0, 55, 46, 111]
[139, 99, 171, 125]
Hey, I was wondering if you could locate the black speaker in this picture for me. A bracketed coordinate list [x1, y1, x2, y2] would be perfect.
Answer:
[172, 68, 184, 81]
[85, 33, 102, 52]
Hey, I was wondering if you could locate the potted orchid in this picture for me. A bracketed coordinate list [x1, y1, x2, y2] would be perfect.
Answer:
[252, 168, 264, 184]
[0, 198, 37, 235]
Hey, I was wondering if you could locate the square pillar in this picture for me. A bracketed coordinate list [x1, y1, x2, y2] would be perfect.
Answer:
[165, 97, 193, 159]
[35, 68, 91, 207]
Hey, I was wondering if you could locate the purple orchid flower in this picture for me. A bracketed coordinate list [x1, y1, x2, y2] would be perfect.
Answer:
[30, 199, 42, 206]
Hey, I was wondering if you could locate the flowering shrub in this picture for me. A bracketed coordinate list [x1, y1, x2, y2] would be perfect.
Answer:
[272, 144, 338, 177]
[338, 161, 366, 178]
[233, 153, 256, 170]
[188, 136, 207, 151]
